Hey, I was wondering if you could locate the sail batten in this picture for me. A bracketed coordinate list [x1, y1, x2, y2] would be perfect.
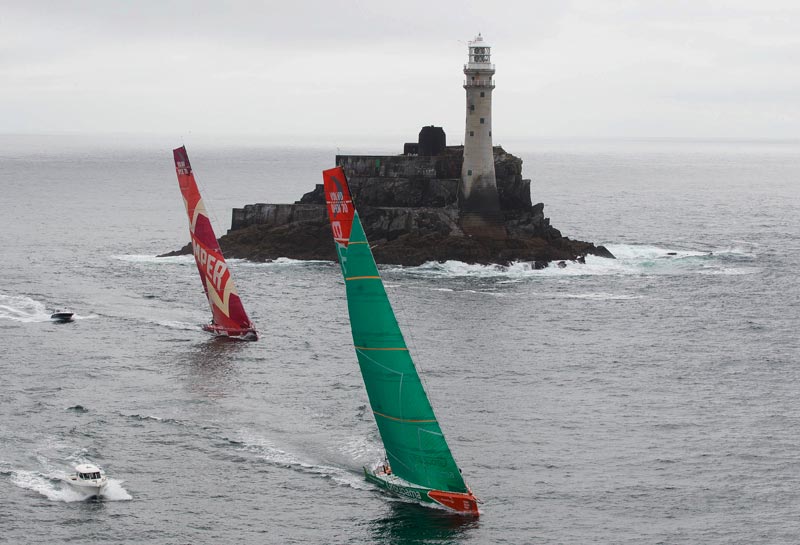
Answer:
[323, 167, 468, 495]
[173, 146, 257, 339]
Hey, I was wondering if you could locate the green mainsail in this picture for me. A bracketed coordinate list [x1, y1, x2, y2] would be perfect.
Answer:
[334, 212, 468, 494]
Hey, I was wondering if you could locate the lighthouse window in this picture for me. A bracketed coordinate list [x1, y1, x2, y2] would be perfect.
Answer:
[489, 131, 492, 136]
[470, 131, 474, 137]
[467, 170, 472, 176]
[480, 118, 485, 124]
[480, 92, 485, 97]
[469, 104, 474, 111]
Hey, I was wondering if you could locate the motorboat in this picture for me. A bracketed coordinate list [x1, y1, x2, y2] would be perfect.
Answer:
[64, 464, 108, 497]
[50, 310, 74, 322]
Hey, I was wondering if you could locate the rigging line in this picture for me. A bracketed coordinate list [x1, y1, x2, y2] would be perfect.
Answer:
[198, 182, 226, 248]
[387, 277, 468, 478]
[186, 150, 228, 254]
[383, 446, 416, 473]
[355, 349, 403, 376]
[388, 275, 437, 408]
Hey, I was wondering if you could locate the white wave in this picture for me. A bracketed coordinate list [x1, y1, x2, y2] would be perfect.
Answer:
[112, 254, 195, 265]
[604, 244, 709, 261]
[155, 320, 201, 331]
[101, 478, 133, 500]
[388, 243, 756, 279]
[11, 470, 83, 502]
[713, 241, 759, 258]
[10, 469, 131, 502]
[126, 413, 167, 422]
[0, 294, 51, 323]
[558, 292, 642, 300]
[394, 257, 630, 279]
[237, 431, 368, 490]
[696, 267, 759, 276]
[340, 436, 384, 467]
[73, 313, 99, 320]
[236, 257, 331, 268]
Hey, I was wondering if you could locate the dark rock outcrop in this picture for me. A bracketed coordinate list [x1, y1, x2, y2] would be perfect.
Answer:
[161, 146, 613, 266]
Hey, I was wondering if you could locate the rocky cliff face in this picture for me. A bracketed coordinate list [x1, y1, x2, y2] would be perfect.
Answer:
[162, 146, 613, 266]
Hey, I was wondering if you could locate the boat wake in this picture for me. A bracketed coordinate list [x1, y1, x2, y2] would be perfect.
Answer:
[235, 431, 372, 491]
[0, 294, 98, 323]
[9, 468, 131, 502]
[0, 294, 52, 323]
[155, 320, 202, 331]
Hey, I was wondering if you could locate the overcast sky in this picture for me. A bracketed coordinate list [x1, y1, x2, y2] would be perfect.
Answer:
[1, 0, 798, 144]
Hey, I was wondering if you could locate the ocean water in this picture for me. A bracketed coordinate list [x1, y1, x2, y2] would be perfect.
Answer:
[1, 136, 798, 544]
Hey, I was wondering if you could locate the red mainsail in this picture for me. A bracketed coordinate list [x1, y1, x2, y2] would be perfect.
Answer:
[173, 146, 257, 340]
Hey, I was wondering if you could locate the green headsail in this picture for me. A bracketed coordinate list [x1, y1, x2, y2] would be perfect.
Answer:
[331, 208, 468, 494]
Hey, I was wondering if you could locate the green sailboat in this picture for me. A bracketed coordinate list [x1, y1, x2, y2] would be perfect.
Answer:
[322, 166, 479, 515]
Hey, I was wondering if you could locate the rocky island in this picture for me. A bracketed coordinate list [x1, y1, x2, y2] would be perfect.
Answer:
[163, 136, 613, 267]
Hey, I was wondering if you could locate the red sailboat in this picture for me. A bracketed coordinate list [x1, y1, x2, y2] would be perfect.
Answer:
[172, 146, 258, 341]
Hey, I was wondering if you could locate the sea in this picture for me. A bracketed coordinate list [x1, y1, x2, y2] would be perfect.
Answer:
[1, 135, 798, 544]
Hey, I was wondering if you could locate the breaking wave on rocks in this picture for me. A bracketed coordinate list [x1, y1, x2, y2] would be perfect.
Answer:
[387, 243, 758, 279]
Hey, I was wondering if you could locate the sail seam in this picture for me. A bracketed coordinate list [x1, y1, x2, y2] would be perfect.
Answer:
[355, 346, 408, 351]
[373, 411, 437, 423]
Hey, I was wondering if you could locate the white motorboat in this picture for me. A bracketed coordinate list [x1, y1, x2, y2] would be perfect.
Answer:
[50, 310, 74, 322]
[64, 464, 108, 497]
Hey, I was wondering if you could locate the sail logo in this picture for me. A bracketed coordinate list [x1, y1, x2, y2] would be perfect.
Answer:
[176, 160, 192, 176]
[331, 220, 344, 240]
[193, 241, 229, 294]
[329, 191, 348, 216]
[385, 483, 422, 500]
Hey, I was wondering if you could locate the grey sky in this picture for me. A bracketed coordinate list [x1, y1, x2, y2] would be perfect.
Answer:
[1, 0, 798, 143]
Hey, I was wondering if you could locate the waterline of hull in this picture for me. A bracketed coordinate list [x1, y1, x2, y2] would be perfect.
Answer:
[363, 468, 479, 516]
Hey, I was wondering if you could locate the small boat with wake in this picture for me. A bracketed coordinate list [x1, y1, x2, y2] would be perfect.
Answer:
[50, 310, 74, 322]
[64, 464, 108, 498]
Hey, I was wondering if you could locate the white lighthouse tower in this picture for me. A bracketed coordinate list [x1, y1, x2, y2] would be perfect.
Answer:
[460, 33, 505, 239]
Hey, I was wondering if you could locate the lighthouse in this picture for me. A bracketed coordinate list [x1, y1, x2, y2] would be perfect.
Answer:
[460, 33, 505, 239]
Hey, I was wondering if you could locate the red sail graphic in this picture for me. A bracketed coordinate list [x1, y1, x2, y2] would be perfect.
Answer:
[322, 167, 355, 247]
[173, 146, 257, 339]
